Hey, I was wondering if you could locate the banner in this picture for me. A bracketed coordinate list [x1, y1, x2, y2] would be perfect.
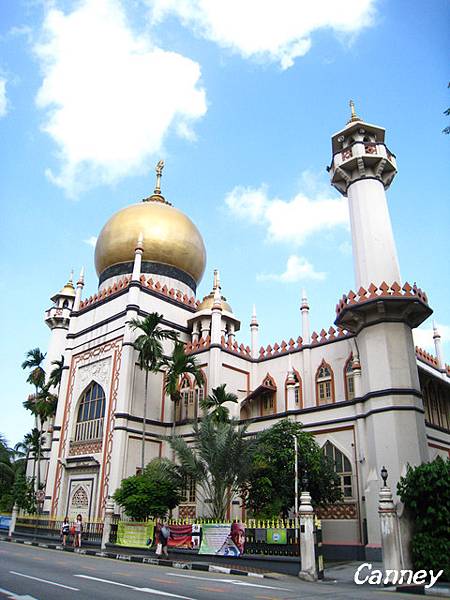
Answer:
[168, 524, 201, 549]
[0, 515, 11, 531]
[266, 528, 287, 544]
[117, 521, 154, 548]
[199, 522, 245, 557]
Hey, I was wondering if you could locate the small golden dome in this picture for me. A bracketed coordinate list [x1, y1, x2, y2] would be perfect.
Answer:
[197, 292, 232, 313]
[94, 201, 206, 284]
[59, 277, 75, 297]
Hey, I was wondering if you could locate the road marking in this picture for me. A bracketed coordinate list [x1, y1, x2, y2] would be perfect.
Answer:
[198, 587, 227, 593]
[9, 571, 79, 591]
[0, 586, 38, 600]
[74, 575, 198, 599]
[166, 573, 291, 591]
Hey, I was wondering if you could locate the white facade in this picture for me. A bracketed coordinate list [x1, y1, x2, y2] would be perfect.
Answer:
[39, 110, 450, 560]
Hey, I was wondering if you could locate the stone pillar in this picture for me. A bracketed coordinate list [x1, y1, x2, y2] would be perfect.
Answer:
[9, 504, 18, 537]
[352, 352, 362, 398]
[73, 267, 85, 312]
[298, 488, 317, 581]
[378, 468, 403, 579]
[101, 498, 115, 550]
[132, 233, 144, 281]
[286, 354, 296, 411]
[191, 321, 200, 344]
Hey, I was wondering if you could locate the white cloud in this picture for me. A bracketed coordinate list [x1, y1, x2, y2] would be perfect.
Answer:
[0, 78, 7, 117]
[339, 240, 352, 256]
[34, 0, 207, 195]
[413, 324, 450, 352]
[225, 180, 349, 245]
[83, 236, 97, 248]
[258, 255, 326, 283]
[150, 0, 376, 69]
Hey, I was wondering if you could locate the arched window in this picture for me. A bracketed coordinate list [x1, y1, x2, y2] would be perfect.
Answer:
[192, 374, 206, 420]
[75, 382, 105, 441]
[285, 370, 302, 409]
[345, 355, 355, 401]
[324, 441, 353, 498]
[316, 360, 334, 406]
[176, 377, 190, 423]
[63, 299, 69, 309]
[261, 374, 276, 416]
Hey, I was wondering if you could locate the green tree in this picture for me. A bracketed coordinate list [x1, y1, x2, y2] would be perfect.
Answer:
[129, 313, 178, 471]
[163, 341, 204, 436]
[0, 434, 15, 511]
[12, 472, 36, 514]
[199, 383, 238, 423]
[397, 456, 450, 580]
[170, 414, 253, 520]
[242, 419, 341, 518]
[113, 458, 182, 520]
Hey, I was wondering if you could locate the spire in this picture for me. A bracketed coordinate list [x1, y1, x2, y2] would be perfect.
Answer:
[301, 288, 309, 310]
[251, 304, 258, 326]
[136, 231, 144, 251]
[212, 283, 222, 310]
[347, 99, 362, 124]
[74, 267, 85, 311]
[143, 159, 171, 205]
[301, 289, 310, 344]
[77, 267, 85, 286]
[433, 321, 445, 370]
[132, 232, 144, 281]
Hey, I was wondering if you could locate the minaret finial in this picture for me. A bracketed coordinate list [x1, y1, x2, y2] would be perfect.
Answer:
[213, 269, 221, 290]
[348, 99, 361, 124]
[69, 269, 74, 284]
[154, 159, 164, 194]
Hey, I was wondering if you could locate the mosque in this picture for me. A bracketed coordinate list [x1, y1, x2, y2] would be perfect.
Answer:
[38, 105, 449, 559]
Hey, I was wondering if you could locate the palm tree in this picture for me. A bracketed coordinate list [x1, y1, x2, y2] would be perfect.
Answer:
[200, 383, 238, 423]
[0, 435, 15, 509]
[22, 348, 46, 432]
[163, 341, 204, 438]
[170, 414, 253, 520]
[129, 313, 178, 471]
[49, 355, 64, 397]
[14, 429, 44, 484]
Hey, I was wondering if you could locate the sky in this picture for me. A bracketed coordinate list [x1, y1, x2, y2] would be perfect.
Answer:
[1, 0, 449, 447]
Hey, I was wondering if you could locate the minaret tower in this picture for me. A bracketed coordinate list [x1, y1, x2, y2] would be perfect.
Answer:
[44, 272, 76, 375]
[331, 103, 432, 558]
[329, 101, 400, 290]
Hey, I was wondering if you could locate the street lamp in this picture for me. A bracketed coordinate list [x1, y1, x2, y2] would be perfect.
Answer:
[380, 466, 388, 487]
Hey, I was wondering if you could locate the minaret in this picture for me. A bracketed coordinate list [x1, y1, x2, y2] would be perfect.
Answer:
[73, 267, 85, 312]
[44, 272, 75, 374]
[300, 289, 310, 344]
[331, 103, 432, 555]
[433, 321, 445, 370]
[250, 305, 259, 359]
[329, 101, 401, 290]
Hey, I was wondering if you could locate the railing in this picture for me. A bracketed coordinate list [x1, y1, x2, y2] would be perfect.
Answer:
[15, 515, 104, 543]
[75, 418, 104, 442]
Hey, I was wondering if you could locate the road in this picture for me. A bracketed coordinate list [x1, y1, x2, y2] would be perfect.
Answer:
[0, 541, 423, 599]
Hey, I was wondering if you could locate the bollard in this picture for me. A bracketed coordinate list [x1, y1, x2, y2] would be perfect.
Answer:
[378, 467, 403, 581]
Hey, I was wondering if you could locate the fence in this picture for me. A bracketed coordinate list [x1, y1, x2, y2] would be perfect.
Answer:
[15, 515, 104, 543]
[108, 517, 321, 557]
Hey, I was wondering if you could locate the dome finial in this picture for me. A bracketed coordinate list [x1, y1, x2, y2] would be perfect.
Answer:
[347, 99, 362, 124]
[213, 269, 221, 290]
[154, 159, 164, 195]
[143, 159, 171, 205]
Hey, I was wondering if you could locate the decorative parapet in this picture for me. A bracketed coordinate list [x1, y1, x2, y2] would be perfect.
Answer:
[221, 336, 252, 357]
[140, 276, 199, 309]
[79, 276, 131, 309]
[336, 282, 429, 317]
[257, 328, 350, 360]
[316, 503, 357, 520]
[185, 335, 211, 354]
[69, 439, 102, 456]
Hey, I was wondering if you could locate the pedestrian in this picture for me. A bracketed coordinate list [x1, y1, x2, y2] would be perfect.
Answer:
[60, 516, 70, 547]
[73, 514, 83, 548]
[159, 521, 170, 557]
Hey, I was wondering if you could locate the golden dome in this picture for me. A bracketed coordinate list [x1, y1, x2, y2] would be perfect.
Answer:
[94, 199, 206, 284]
[197, 292, 232, 313]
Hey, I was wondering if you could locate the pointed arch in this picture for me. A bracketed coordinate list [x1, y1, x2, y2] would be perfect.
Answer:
[261, 372, 277, 416]
[192, 368, 207, 421]
[323, 441, 353, 498]
[285, 369, 302, 410]
[344, 353, 355, 401]
[175, 375, 191, 423]
[75, 381, 106, 441]
[315, 359, 335, 406]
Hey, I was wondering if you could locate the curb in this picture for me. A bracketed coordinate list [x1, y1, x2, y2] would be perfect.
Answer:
[0, 536, 272, 579]
[392, 585, 450, 598]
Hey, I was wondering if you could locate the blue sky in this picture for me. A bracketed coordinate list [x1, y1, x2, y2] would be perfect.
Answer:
[1, 0, 449, 446]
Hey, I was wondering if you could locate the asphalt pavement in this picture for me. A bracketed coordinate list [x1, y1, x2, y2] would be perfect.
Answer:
[0, 540, 435, 599]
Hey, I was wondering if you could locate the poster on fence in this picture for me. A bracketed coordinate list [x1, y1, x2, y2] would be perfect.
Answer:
[117, 521, 154, 548]
[0, 515, 11, 531]
[199, 523, 245, 557]
[266, 528, 287, 544]
[168, 524, 201, 549]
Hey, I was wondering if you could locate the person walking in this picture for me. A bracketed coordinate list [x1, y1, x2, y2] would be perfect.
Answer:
[73, 514, 83, 548]
[159, 521, 170, 557]
[60, 517, 70, 547]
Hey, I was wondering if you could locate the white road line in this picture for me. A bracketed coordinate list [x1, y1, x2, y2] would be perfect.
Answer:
[74, 574, 198, 599]
[0, 586, 38, 600]
[9, 571, 79, 591]
[166, 572, 291, 590]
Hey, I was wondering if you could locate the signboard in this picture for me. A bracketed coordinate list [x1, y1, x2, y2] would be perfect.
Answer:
[0, 516, 12, 531]
[266, 528, 287, 544]
[168, 524, 201, 549]
[117, 521, 154, 548]
[199, 523, 245, 557]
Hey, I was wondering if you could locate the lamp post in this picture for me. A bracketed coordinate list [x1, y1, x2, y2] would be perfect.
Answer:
[292, 435, 299, 551]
